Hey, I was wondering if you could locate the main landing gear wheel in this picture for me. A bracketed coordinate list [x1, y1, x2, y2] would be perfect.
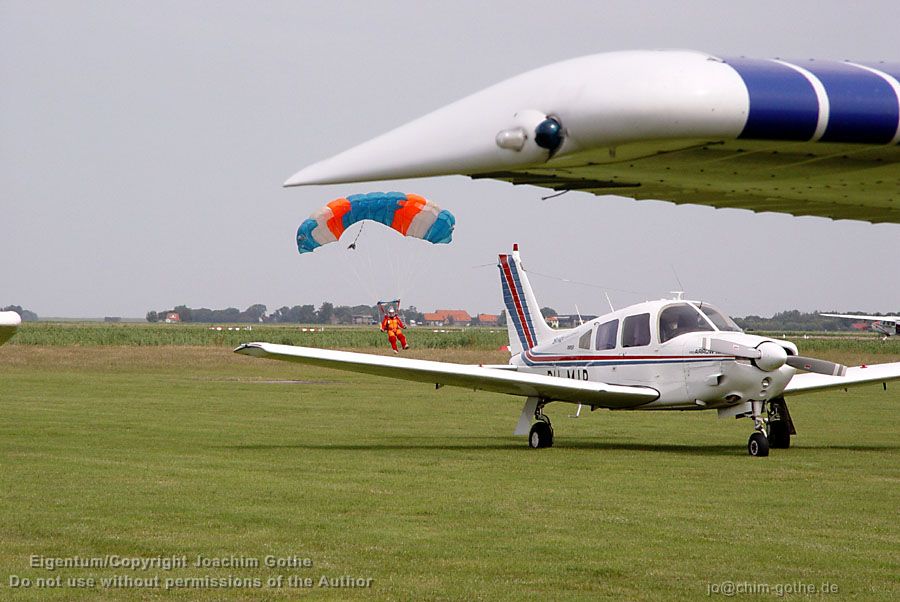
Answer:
[528, 422, 554, 449]
[748, 431, 769, 457]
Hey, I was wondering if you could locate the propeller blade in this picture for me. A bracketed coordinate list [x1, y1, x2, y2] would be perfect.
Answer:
[702, 337, 761, 359]
[786, 356, 848, 376]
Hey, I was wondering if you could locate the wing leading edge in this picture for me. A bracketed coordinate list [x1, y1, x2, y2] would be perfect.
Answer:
[784, 362, 900, 395]
[234, 343, 658, 409]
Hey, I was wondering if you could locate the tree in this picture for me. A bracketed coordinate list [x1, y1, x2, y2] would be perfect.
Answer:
[540, 306, 558, 318]
[146, 311, 158, 323]
[333, 305, 353, 324]
[241, 304, 267, 323]
[316, 302, 334, 324]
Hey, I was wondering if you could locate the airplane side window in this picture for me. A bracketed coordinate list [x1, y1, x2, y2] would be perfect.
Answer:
[595, 319, 618, 350]
[578, 329, 592, 350]
[622, 313, 651, 347]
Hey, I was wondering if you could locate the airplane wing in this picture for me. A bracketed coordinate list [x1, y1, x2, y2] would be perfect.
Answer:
[820, 313, 899, 322]
[784, 362, 900, 396]
[0, 311, 21, 346]
[285, 50, 900, 223]
[234, 342, 658, 409]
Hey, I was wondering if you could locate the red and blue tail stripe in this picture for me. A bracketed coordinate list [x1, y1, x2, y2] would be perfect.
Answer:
[499, 254, 536, 350]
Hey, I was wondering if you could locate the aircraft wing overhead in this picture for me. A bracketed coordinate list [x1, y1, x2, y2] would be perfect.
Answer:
[784, 362, 900, 395]
[820, 313, 899, 322]
[286, 50, 900, 224]
[0, 311, 21, 346]
[234, 343, 659, 409]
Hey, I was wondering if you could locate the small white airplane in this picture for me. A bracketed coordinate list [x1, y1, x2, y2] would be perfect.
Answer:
[0, 311, 21, 346]
[284, 50, 900, 223]
[236, 246, 900, 456]
[821, 312, 899, 339]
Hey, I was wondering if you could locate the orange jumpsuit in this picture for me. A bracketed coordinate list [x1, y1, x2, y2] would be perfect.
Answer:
[381, 314, 408, 352]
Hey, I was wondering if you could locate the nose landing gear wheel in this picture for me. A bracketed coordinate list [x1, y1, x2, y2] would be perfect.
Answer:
[528, 422, 554, 449]
[748, 431, 769, 457]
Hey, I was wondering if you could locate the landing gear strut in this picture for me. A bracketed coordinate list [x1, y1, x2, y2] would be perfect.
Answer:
[747, 400, 769, 457]
[528, 401, 554, 449]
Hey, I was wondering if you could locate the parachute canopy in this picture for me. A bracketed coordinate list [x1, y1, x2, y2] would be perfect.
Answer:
[296, 192, 456, 254]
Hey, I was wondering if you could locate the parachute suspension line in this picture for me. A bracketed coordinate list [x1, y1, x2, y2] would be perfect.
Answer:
[342, 242, 379, 304]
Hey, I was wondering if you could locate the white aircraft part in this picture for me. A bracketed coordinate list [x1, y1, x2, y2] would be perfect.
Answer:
[514, 397, 539, 435]
[0, 311, 22, 346]
[284, 49, 900, 223]
[784, 362, 900, 396]
[234, 342, 659, 409]
[820, 313, 899, 323]
[717, 402, 753, 420]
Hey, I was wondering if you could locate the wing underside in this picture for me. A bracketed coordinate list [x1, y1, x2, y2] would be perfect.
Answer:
[473, 140, 900, 223]
[234, 343, 658, 409]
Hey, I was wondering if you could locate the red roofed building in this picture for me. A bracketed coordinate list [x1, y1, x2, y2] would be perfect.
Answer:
[423, 309, 472, 326]
[477, 313, 499, 326]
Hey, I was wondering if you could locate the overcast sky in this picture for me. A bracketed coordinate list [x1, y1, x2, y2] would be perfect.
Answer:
[2, 0, 898, 319]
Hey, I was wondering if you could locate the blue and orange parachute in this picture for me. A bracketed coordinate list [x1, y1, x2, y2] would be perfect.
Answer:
[296, 192, 455, 254]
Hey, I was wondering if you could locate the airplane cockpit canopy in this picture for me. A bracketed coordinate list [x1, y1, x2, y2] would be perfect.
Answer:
[658, 302, 742, 343]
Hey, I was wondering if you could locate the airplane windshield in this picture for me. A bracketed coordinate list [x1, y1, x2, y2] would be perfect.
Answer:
[697, 304, 742, 332]
[658, 303, 714, 343]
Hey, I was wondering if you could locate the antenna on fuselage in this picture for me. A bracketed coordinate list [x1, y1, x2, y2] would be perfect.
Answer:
[604, 292, 615, 312]
[574, 304, 584, 326]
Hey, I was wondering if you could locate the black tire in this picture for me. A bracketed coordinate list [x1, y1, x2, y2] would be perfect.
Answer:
[748, 431, 770, 457]
[528, 422, 554, 449]
[767, 420, 791, 449]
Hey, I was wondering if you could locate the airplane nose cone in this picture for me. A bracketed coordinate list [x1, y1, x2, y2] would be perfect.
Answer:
[755, 342, 788, 372]
[283, 94, 558, 187]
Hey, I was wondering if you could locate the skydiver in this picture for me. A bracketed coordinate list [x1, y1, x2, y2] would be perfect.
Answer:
[381, 307, 409, 353]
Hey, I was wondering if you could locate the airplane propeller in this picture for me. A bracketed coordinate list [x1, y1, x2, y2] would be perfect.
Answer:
[702, 338, 847, 377]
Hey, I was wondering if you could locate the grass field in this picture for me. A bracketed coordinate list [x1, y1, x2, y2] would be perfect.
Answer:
[9, 323, 508, 350]
[1, 338, 898, 600]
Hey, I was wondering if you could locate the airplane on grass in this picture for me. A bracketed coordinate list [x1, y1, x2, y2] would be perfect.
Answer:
[821, 313, 899, 339]
[0, 311, 21, 346]
[237, 246, 900, 456]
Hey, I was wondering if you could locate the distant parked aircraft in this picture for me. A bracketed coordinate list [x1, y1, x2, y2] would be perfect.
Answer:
[821, 313, 899, 339]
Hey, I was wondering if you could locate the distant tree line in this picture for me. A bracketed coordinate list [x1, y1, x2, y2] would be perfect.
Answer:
[144, 304, 896, 332]
[147, 303, 430, 325]
[2, 305, 38, 321]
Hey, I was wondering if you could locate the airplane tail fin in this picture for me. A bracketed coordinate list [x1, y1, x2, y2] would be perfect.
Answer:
[498, 244, 555, 354]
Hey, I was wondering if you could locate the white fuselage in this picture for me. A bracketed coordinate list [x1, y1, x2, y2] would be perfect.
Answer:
[510, 300, 796, 410]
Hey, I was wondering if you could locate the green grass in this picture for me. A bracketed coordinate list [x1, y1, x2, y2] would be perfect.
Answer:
[9, 323, 508, 349]
[0, 345, 898, 600]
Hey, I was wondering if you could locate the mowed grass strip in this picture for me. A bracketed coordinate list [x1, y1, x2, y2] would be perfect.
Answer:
[0, 346, 897, 601]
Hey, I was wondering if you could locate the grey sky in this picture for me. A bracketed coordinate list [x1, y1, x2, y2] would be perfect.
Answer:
[2, 0, 898, 319]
